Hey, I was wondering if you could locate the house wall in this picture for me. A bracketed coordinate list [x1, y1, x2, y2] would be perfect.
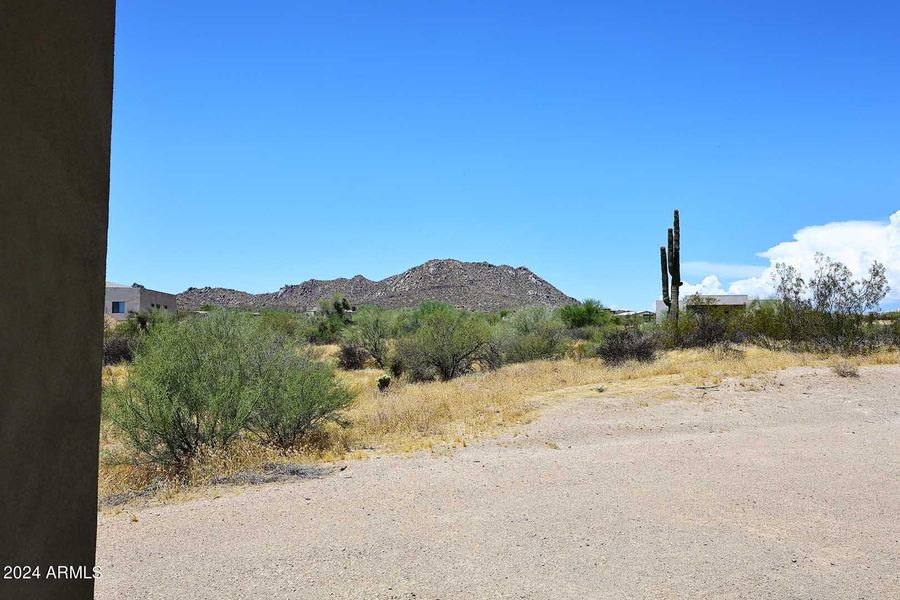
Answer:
[104, 287, 142, 320]
[655, 300, 669, 323]
[104, 287, 177, 320]
[0, 2, 116, 599]
[138, 289, 177, 313]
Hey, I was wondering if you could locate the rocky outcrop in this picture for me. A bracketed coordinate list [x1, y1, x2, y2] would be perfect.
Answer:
[178, 259, 578, 312]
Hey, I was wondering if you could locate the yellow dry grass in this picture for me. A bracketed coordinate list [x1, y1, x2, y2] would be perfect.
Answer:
[325, 346, 900, 454]
[98, 346, 900, 504]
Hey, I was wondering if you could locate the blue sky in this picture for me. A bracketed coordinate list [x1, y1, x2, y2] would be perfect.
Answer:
[108, 1, 900, 309]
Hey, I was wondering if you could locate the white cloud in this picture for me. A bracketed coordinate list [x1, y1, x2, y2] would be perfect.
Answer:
[681, 275, 727, 296]
[682, 261, 766, 279]
[682, 210, 900, 305]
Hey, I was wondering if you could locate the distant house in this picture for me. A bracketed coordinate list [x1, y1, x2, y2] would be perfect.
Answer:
[655, 294, 749, 323]
[613, 309, 657, 322]
[105, 282, 177, 320]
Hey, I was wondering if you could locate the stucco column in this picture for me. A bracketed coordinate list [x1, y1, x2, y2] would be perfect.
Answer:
[0, 2, 116, 599]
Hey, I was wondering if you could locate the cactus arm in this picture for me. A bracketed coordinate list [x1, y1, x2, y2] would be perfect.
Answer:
[660, 246, 670, 308]
[667, 227, 674, 276]
[673, 209, 681, 287]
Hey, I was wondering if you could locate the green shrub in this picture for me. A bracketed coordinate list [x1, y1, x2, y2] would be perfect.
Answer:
[307, 312, 348, 344]
[259, 310, 305, 340]
[566, 325, 604, 341]
[376, 375, 391, 392]
[105, 311, 350, 470]
[596, 330, 659, 364]
[247, 352, 353, 449]
[492, 306, 568, 364]
[102, 309, 174, 365]
[395, 305, 491, 381]
[669, 295, 747, 349]
[116, 308, 175, 339]
[744, 256, 890, 353]
[558, 299, 615, 329]
[891, 318, 900, 346]
[303, 294, 355, 344]
[742, 300, 790, 347]
[342, 306, 396, 367]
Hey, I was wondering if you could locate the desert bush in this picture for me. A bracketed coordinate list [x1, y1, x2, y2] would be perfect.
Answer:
[670, 295, 747, 349]
[831, 359, 859, 378]
[247, 352, 353, 449]
[105, 311, 349, 471]
[387, 353, 405, 378]
[342, 306, 396, 367]
[377, 375, 391, 392]
[395, 304, 491, 381]
[259, 310, 305, 340]
[337, 342, 370, 370]
[742, 300, 790, 348]
[566, 325, 603, 341]
[891, 318, 900, 346]
[566, 340, 593, 361]
[102, 333, 134, 365]
[317, 294, 352, 318]
[305, 294, 355, 344]
[558, 299, 616, 329]
[596, 330, 659, 364]
[307, 312, 348, 344]
[405, 301, 455, 330]
[751, 255, 890, 353]
[101, 309, 175, 365]
[116, 308, 175, 338]
[492, 306, 568, 364]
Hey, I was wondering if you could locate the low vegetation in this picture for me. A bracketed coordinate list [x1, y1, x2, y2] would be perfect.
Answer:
[395, 303, 492, 381]
[104, 311, 350, 472]
[596, 330, 659, 364]
[99, 251, 899, 504]
[831, 359, 859, 378]
[660, 254, 893, 354]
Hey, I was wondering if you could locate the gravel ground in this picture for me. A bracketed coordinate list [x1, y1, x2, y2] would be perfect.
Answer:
[95, 366, 900, 599]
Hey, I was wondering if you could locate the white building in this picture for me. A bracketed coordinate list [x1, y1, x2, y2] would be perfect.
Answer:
[104, 282, 177, 320]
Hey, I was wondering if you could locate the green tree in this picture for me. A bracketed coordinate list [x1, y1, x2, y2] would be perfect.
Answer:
[395, 305, 490, 381]
[342, 306, 396, 367]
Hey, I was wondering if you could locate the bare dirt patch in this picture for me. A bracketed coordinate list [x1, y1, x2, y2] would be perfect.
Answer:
[96, 365, 900, 599]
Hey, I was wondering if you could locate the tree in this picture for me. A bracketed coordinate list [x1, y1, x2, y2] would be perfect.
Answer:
[395, 305, 490, 381]
[771, 253, 889, 351]
[342, 306, 396, 367]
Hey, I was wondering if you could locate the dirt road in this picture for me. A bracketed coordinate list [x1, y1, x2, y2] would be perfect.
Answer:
[95, 366, 900, 599]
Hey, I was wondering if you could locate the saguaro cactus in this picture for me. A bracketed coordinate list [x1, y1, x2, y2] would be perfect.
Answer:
[659, 209, 682, 325]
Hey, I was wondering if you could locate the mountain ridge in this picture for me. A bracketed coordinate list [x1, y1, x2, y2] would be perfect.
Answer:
[177, 259, 578, 312]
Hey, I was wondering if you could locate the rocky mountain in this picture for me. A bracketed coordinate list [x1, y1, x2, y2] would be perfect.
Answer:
[177, 259, 578, 312]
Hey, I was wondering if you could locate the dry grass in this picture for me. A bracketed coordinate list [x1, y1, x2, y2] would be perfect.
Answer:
[98, 346, 900, 505]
